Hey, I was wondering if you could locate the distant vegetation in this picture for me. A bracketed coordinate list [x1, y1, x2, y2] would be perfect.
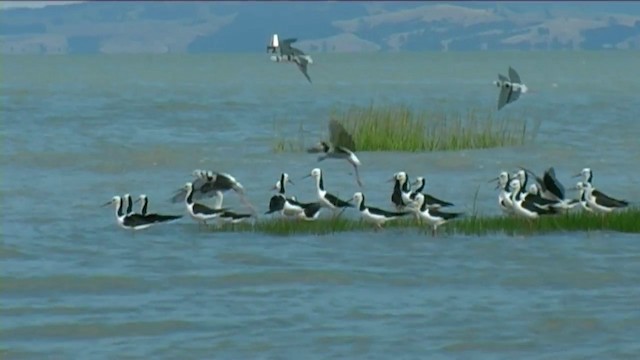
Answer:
[211, 208, 640, 236]
[272, 103, 540, 153]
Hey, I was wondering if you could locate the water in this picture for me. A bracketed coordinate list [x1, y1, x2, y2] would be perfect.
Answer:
[2, 52, 640, 359]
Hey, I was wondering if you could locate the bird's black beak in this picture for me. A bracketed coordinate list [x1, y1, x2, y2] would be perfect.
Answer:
[288, 179, 295, 186]
[101, 201, 112, 207]
[301, 174, 312, 180]
[134, 198, 141, 204]
[487, 177, 499, 183]
[571, 173, 581, 178]
[386, 176, 396, 183]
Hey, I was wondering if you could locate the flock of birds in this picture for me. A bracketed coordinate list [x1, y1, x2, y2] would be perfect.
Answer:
[103, 159, 630, 236]
[490, 167, 629, 220]
[103, 34, 631, 236]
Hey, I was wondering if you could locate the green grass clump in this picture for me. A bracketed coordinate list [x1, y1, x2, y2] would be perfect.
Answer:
[209, 208, 640, 237]
[333, 103, 539, 152]
[271, 103, 541, 153]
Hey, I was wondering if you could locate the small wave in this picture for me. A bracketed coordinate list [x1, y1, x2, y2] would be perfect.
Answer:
[2, 320, 203, 341]
[2, 275, 155, 297]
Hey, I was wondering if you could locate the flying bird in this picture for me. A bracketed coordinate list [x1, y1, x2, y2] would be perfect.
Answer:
[307, 119, 363, 187]
[494, 66, 527, 110]
[268, 34, 313, 83]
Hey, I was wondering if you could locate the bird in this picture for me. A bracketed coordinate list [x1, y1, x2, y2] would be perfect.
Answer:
[183, 182, 230, 227]
[171, 169, 256, 214]
[509, 179, 558, 219]
[409, 193, 463, 236]
[520, 167, 579, 211]
[576, 181, 629, 214]
[103, 196, 167, 231]
[102, 195, 127, 229]
[489, 171, 515, 215]
[494, 66, 527, 110]
[269, 37, 313, 83]
[303, 168, 353, 216]
[269, 172, 318, 218]
[135, 194, 183, 223]
[409, 176, 455, 209]
[307, 119, 363, 187]
[350, 192, 410, 231]
[571, 182, 594, 213]
[527, 184, 579, 212]
[389, 171, 412, 210]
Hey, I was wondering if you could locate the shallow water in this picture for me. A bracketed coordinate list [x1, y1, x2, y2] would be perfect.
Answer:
[2, 52, 640, 359]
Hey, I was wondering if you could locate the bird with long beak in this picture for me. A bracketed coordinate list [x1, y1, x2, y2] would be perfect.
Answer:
[571, 181, 629, 214]
[408, 193, 463, 236]
[489, 171, 515, 215]
[388, 171, 412, 210]
[350, 192, 410, 231]
[302, 168, 353, 217]
[307, 119, 363, 187]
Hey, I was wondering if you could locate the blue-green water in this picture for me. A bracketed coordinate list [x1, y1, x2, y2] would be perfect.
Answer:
[2, 52, 640, 359]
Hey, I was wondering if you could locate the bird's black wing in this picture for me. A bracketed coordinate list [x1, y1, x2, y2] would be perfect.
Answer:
[429, 209, 464, 220]
[543, 167, 565, 200]
[508, 66, 522, 84]
[294, 56, 312, 83]
[368, 206, 410, 218]
[278, 38, 297, 56]
[192, 203, 229, 215]
[329, 118, 356, 151]
[498, 84, 511, 110]
[592, 190, 629, 208]
[145, 214, 183, 223]
[325, 193, 353, 208]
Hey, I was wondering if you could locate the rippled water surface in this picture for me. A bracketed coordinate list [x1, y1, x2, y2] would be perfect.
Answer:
[2, 52, 640, 359]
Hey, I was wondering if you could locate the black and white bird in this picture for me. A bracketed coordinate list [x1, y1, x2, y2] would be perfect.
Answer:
[268, 35, 313, 83]
[265, 193, 323, 221]
[389, 171, 412, 210]
[520, 166, 575, 207]
[571, 181, 594, 213]
[135, 194, 183, 223]
[103, 195, 127, 229]
[527, 184, 579, 211]
[575, 181, 629, 214]
[269, 172, 320, 218]
[183, 182, 230, 227]
[409, 193, 463, 236]
[103, 195, 171, 231]
[494, 66, 527, 110]
[171, 169, 255, 213]
[303, 168, 353, 216]
[509, 179, 558, 219]
[489, 171, 515, 215]
[409, 176, 454, 209]
[350, 192, 410, 231]
[307, 119, 363, 187]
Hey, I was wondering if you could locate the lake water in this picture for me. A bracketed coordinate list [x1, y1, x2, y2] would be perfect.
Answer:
[2, 52, 640, 359]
